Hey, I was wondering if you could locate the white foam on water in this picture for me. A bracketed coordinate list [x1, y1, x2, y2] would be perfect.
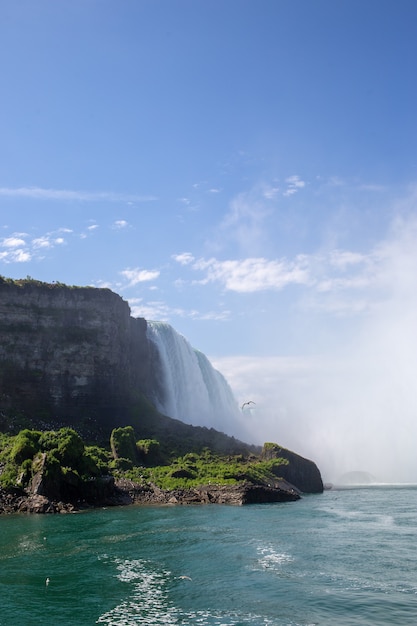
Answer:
[96, 558, 179, 625]
[96, 557, 295, 625]
[255, 544, 294, 571]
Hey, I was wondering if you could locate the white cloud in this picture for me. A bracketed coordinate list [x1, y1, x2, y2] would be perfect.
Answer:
[32, 236, 52, 249]
[191, 256, 310, 292]
[129, 298, 193, 320]
[120, 267, 160, 287]
[113, 220, 128, 229]
[0, 248, 32, 263]
[2, 236, 26, 248]
[172, 252, 195, 266]
[283, 174, 306, 197]
[31, 233, 67, 250]
[329, 249, 366, 269]
[0, 186, 156, 203]
[128, 297, 229, 322]
[262, 185, 280, 200]
[0, 233, 31, 263]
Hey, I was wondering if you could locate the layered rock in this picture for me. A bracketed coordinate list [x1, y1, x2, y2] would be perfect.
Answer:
[0, 279, 151, 436]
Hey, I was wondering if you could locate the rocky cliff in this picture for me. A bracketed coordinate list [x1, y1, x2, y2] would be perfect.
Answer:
[0, 278, 153, 436]
[0, 278, 323, 494]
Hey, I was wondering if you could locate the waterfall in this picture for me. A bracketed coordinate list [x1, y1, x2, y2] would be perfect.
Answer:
[146, 321, 240, 429]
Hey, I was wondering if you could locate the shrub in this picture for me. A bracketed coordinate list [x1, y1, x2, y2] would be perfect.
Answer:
[84, 445, 110, 475]
[109, 457, 134, 471]
[110, 426, 137, 463]
[9, 429, 41, 464]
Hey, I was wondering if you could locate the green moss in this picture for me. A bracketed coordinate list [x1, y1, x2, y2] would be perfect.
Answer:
[110, 426, 138, 463]
[9, 429, 42, 464]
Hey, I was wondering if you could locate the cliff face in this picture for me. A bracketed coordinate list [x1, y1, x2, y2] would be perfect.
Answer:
[0, 279, 151, 435]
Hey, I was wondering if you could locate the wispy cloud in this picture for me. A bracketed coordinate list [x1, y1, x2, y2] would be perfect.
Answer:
[217, 176, 308, 255]
[283, 175, 306, 197]
[262, 184, 280, 200]
[119, 267, 160, 287]
[2, 236, 26, 248]
[128, 298, 230, 322]
[0, 228, 72, 265]
[173, 212, 417, 314]
[32, 235, 66, 249]
[192, 256, 310, 292]
[218, 189, 272, 254]
[0, 248, 31, 263]
[113, 220, 129, 229]
[172, 252, 195, 266]
[0, 186, 156, 203]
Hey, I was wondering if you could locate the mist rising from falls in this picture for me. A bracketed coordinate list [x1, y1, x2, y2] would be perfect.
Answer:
[146, 321, 240, 430]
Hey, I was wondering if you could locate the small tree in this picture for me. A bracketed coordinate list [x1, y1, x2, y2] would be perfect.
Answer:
[110, 426, 138, 464]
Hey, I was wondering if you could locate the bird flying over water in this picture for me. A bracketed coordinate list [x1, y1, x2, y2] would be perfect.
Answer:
[241, 401, 256, 410]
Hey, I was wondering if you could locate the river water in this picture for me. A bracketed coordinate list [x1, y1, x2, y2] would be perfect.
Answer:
[0, 485, 416, 625]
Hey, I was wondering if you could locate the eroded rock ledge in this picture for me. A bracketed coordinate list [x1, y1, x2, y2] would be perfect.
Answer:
[0, 478, 300, 514]
[115, 478, 301, 506]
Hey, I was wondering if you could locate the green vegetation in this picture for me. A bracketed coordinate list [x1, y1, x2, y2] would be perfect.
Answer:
[0, 275, 88, 290]
[0, 425, 288, 496]
[0, 427, 108, 490]
[119, 450, 289, 490]
[110, 426, 138, 463]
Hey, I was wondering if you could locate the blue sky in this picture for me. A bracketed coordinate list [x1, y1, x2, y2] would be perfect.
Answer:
[1, 1, 417, 481]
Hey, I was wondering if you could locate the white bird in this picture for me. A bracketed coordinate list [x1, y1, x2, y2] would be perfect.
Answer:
[45, 578, 50, 586]
[178, 575, 192, 581]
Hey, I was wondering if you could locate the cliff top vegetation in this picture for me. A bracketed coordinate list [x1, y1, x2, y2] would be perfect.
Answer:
[0, 425, 290, 496]
[0, 275, 88, 289]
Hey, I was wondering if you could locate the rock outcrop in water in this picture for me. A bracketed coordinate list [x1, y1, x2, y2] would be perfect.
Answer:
[0, 475, 301, 513]
[261, 443, 323, 493]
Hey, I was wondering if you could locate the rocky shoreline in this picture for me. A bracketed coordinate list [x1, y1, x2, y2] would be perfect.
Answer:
[0, 478, 301, 514]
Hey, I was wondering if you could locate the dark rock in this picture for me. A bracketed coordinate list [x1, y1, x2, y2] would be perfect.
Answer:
[170, 468, 196, 479]
[114, 479, 300, 506]
[261, 443, 323, 493]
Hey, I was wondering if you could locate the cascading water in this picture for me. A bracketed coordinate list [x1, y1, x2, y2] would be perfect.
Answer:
[146, 321, 240, 430]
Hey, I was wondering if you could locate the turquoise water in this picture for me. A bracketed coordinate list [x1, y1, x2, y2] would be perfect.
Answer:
[0, 486, 416, 625]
